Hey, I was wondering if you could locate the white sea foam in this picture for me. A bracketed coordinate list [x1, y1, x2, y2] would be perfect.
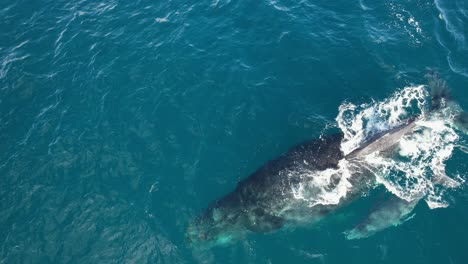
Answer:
[339, 86, 464, 208]
[387, 2, 425, 44]
[294, 86, 465, 209]
[291, 159, 353, 207]
[155, 17, 169, 23]
[338, 85, 428, 155]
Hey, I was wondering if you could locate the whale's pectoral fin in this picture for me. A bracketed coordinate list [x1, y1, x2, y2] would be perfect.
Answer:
[344, 195, 419, 240]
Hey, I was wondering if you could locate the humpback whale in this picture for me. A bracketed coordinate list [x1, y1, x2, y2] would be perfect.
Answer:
[187, 76, 465, 246]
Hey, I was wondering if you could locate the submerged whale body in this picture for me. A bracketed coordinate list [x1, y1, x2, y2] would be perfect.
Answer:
[187, 77, 465, 246]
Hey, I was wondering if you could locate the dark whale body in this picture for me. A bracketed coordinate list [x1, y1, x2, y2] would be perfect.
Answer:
[187, 133, 376, 245]
[223, 134, 346, 231]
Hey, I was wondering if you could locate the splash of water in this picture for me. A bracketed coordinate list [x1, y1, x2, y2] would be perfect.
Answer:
[337, 85, 428, 155]
[291, 159, 353, 207]
[293, 86, 465, 209]
[338, 85, 464, 208]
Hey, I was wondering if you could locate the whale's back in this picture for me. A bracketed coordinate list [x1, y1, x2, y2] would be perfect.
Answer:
[236, 133, 345, 198]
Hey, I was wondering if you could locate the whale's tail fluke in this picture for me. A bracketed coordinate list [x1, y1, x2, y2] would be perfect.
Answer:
[426, 71, 468, 134]
[454, 112, 468, 134]
[426, 71, 452, 111]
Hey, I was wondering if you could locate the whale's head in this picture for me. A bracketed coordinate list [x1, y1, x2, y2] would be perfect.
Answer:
[187, 205, 245, 247]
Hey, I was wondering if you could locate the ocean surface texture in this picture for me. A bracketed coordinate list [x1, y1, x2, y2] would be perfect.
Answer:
[1, 0, 467, 263]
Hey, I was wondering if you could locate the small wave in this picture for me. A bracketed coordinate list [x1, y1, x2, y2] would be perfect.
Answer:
[447, 53, 468, 77]
[365, 24, 396, 44]
[435, 0, 467, 49]
[0, 52, 31, 79]
[358, 0, 372, 11]
[268, 0, 291, 12]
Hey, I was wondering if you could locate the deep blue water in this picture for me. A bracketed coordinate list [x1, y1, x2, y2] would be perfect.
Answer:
[1, 0, 467, 263]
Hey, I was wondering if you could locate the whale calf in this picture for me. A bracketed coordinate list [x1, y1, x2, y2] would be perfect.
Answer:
[187, 76, 465, 246]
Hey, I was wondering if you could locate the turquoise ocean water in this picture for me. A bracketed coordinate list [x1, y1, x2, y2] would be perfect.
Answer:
[1, 0, 468, 263]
